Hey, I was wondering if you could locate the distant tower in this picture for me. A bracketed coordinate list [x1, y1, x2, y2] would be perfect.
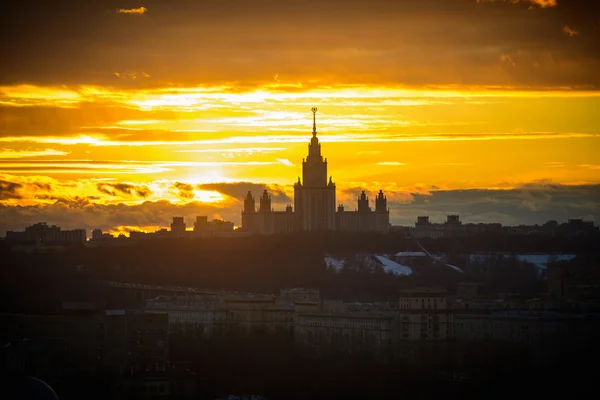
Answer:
[357, 191, 370, 213]
[446, 215, 461, 224]
[92, 229, 103, 241]
[259, 190, 272, 213]
[416, 216, 430, 226]
[375, 190, 390, 233]
[243, 191, 255, 214]
[170, 217, 186, 238]
[194, 216, 209, 232]
[294, 107, 336, 231]
[375, 190, 387, 213]
[242, 191, 256, 231]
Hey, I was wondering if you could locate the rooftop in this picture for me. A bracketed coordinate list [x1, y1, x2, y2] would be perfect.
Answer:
[400, 287, 447, 295]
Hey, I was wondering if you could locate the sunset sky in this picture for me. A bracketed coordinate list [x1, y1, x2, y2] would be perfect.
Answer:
[1, 0, 599, 235]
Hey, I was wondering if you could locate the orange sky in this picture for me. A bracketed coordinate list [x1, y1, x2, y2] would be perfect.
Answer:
[0, 0, 598, 234]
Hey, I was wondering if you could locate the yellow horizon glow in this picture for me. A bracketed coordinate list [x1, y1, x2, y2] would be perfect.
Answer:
[1, 81, 598, 224]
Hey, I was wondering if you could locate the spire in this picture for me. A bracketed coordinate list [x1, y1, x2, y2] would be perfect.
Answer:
[311, 106, 318, 137]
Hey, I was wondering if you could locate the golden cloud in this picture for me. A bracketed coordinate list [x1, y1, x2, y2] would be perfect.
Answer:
[377, 162, 406, 166]
[114, 71, 151, 80]
[0, 149, 69, 159]
[530, 0, 557, 7]
[476, 0, 558, 7]
[563, 26, 579, 37]
[116, 7, 147, 15]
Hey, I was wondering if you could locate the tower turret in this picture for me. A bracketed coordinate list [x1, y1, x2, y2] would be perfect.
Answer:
[357, 191, 371, 213]
[259, 189, 272, 213]
[375, 189, 387, 213]
[295, 107, 337, 231]
[302, 107, 328, 187]
[243, 191, 255, 213]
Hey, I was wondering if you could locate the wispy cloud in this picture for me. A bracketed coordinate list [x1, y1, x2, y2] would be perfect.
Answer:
[579, 164, 600, 170]
[116, 7, 147, 15]
[1, 84, 598, 111]
[97, 182, 152, 198]
[177, 147, 286, 154]
[0, 149, 68, 159]
[436, 162, 472, 166]
[530, 0, 558, 8]
[0, 160, 170, 174]
[0, 159, 291, 177]
[563, 26, 579, 37]
[0, 85, 81, 107]
[476, 0, 558, 8]
[114, 71, 151, 81]
[377, 162, 406, 166]
[1, 131, 596, 147]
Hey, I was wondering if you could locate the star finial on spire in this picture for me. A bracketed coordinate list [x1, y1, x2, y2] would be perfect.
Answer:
[311, 107, 318, 137]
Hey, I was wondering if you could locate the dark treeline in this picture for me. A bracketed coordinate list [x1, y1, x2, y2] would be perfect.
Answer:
[4, 328, 598, 399]
[166, 329, 599, 400]
[2, 232, 598, 313]
[2, 233, 600, 399]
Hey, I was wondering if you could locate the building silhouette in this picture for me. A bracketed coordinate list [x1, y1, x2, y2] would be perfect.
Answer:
[242, 108, 390, 234]
[170, 217, 186, 238]
[5, 222, 86, 243]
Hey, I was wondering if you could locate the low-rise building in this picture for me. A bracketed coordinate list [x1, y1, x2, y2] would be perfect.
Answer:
[145, 295, 226, 336]
[453, 310, 599, 365]
[5, 222, 86, 243]
[295, 312, 396, 357]
[397, 288, 453, 342]
[1, 311, 168, 377]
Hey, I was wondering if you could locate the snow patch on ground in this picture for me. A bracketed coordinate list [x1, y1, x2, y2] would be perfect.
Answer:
[324, 256, 345, 271]
[516, 254, 576, 270]
[445, 264, 464, 274]
[469, 253, 577, 271]
[395, 251, 427, 257]
[373, 255, 413, 276]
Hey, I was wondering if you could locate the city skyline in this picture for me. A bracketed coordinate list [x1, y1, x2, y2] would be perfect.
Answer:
[1, 0, 599, 235]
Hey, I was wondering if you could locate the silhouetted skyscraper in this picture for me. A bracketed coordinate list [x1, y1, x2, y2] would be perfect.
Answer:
[294, 107, 336, 231]
[241, 108, 389, 234]
[170, 217, 186, 238]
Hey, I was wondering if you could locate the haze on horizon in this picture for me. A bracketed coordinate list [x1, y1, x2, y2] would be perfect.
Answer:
[0, 0, 599, 235]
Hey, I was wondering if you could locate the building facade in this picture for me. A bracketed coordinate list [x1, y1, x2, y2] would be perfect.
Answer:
[5, 222, 86, 243]
[242, 108, 390, 234]
[397, 287, 454, 342]
[1, 311, 169, 377]
[336, 190, 390, 233]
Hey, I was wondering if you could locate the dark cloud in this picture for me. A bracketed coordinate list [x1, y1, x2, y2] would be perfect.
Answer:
[197, 182, 292, 204]
[476, 0, 558, 8]
[0, 198, 236, 236]
[0, 179, 22, 199]
[0, 182, 597, 234]
[173, 182, 195, 199]
[0, 104, 160, 137]
[563, 25, 579, 37]
[31, 182, 52, 191]
[0, 0, 598, 87]
[391, 184, 600, 226]
[116, 7, 147, 15]
[96, 182, 152, 198]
